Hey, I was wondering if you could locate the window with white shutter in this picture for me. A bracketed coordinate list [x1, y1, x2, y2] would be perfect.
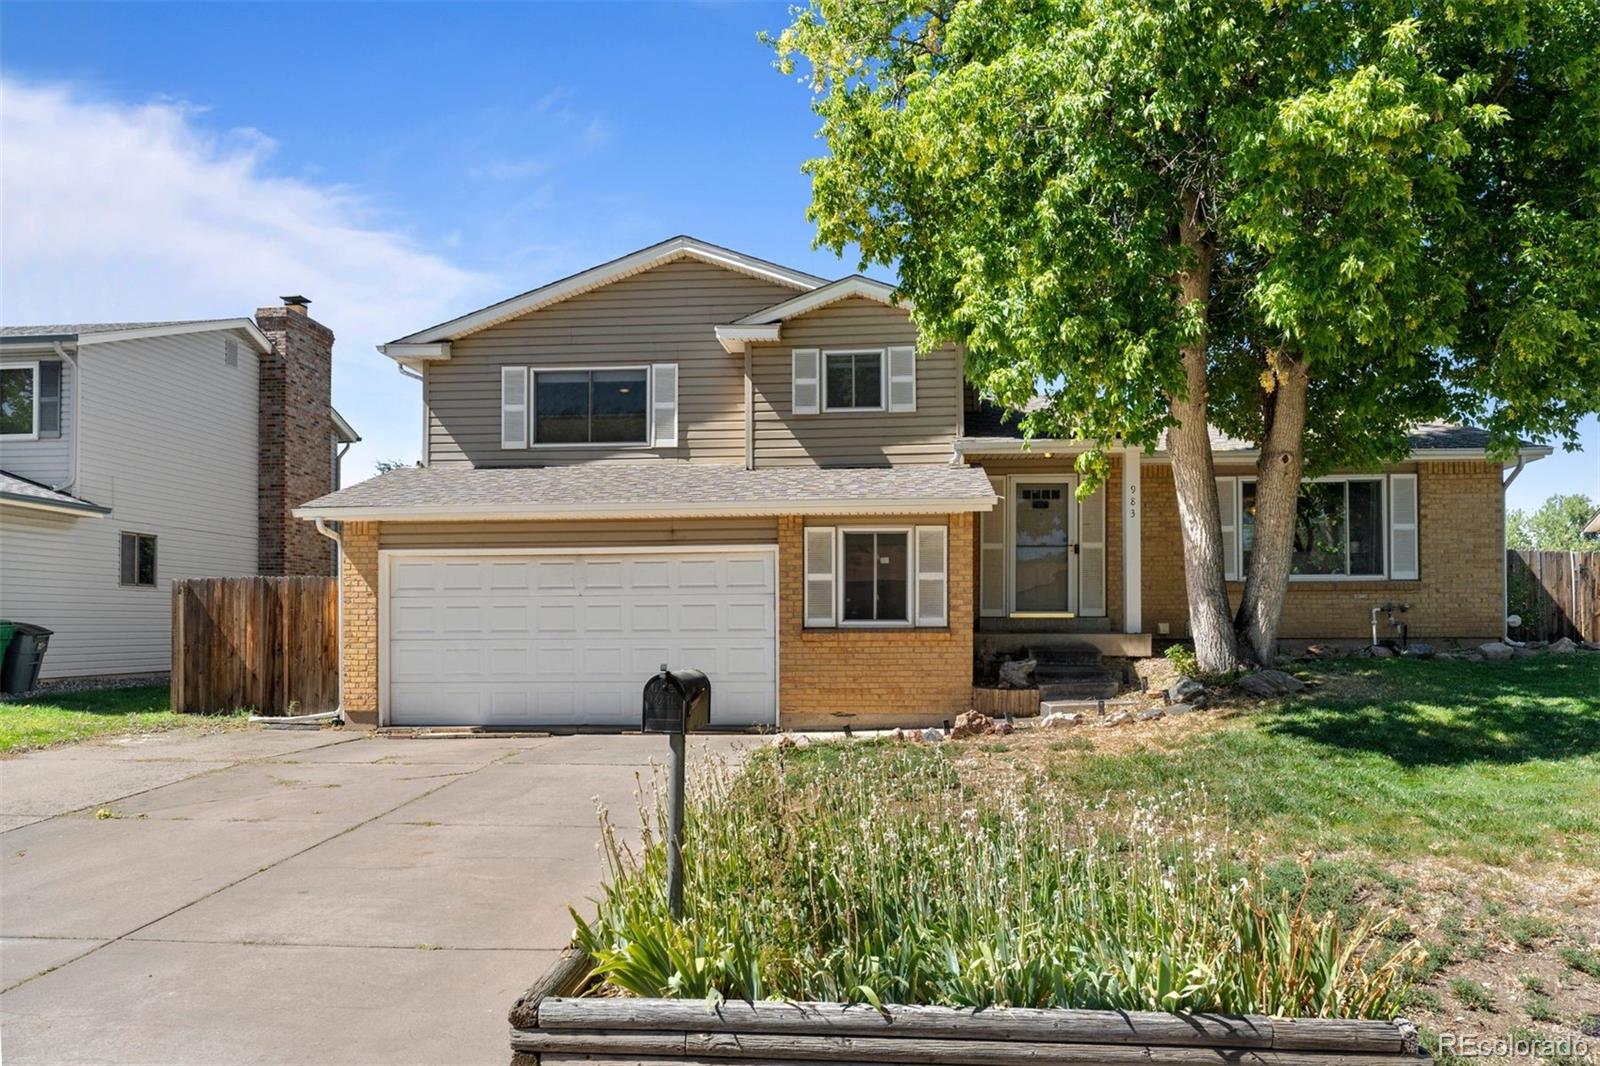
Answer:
[914, 525, 948, 626]
[1077, 484, 1106, 616]
[887, 345, 917, 412]
[792, 348, 820, 415]
[651, 363, 679, 447]
[979, 476, 1007, 617]
[803, 526, 836, 626]
[500, 366, 527, 449]
[1389, 473, 1419, 579]
[1216, 476, 1239, 580]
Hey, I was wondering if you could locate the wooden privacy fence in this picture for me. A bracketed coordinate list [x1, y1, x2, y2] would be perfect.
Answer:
[171, 576, 338, 715]
[1507, 550, 1600, 644]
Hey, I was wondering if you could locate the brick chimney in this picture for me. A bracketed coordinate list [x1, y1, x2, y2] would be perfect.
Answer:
[256, 295, 336, 575]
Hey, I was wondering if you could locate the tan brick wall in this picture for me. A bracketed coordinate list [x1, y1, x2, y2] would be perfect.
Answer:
[1141, 461, 1505, 643]
[339, 521, 380, 726]
[780, 513, 975, 730]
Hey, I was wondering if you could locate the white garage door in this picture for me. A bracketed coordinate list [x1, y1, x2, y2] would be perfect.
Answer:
[384, 549, 777, 729]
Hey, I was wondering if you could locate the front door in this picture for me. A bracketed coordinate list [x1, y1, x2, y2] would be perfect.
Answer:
[1011, 478, 1075, 615]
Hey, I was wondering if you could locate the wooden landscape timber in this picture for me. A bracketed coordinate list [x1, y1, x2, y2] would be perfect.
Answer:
[508, 957, 1427, 1064]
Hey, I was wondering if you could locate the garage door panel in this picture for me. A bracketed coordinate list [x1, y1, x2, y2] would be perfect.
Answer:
[387, 550, 776, 728]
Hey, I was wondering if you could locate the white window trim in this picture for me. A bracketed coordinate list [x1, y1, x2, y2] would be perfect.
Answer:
[528, 364, 653, 449]
[1237, 474, 1391, 581]
[0, 360, 41, 441]
[820, 349, 887, 413]
[835, 526, 914, 628]
[118, 530, 158, 588]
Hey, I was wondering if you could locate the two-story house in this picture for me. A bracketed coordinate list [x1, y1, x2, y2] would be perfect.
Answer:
[0, 300, 358, 682]
[294, 237, 1548, 731]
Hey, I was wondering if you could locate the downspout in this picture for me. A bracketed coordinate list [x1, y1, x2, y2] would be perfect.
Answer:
[50, 341, 81, 494]
[742, 344, 754, 471]
[1502, 456, 1527, 645]
[396, 362, 425, 466]
[313, 518, 347, 724]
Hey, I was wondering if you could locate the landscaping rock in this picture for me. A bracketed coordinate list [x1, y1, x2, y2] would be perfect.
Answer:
[1478, 641, 1514, 661]
[1513, 646, 1537, 658]
[1368, 644, 1396, 658]
[1401, 643, 1435, 659]
[920, 727, 944, 743]
[1103, 711, 1131, 727]
[1549, 637, 1579, 654]
[1236, 669, 1307, 698]
[1136, 708, 1165, 722]
[1040, 711, 1084, 728]
[951, 710, 1004, 739]
[997, 658, 1036, 689]
[1168, 677, 1205, 703]
[1164, 703, 1197, 716]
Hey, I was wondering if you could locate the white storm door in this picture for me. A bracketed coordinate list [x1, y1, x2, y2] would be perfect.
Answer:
[1008, 475, 1078, 616]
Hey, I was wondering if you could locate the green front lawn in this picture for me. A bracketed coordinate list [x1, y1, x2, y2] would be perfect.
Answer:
[0, 684, 244, 753]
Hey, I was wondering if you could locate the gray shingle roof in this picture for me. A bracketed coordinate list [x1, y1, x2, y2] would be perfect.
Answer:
[296, 462, 997, 520]
[0, 471, 109, 515]
[0, 320, 235, 340]
[963, 401, 1507, 454]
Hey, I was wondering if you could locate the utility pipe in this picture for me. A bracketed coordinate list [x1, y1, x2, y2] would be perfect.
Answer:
[1502, 457, 1527, 645]
[313, 518, 347, 724]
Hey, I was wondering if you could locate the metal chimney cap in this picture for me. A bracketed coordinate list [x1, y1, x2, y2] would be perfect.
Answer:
[281, 295, 311, 307]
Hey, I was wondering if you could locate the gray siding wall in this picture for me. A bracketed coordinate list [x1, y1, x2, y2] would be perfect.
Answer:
[379, 516, 778, 550]
[0, 330, 260, 679]
[427, 259, 799, 467]
[0, 353, 73, 486]
[750, 297, 963, 467]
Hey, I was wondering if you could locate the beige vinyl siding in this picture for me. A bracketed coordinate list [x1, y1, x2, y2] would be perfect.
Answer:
[0, 354, 72, 486]
[426, 259, 798, 467]
[379, 516, 779, 550]
[0, 331, 260, 679]
[750, 298, 962, 467]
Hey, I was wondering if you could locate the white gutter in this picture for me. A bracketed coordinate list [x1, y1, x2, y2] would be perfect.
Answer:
[313, 518, 347, 724]
[50, 341, 81, 495]
[956, 439, 1556, 464]
[294, 495, 997, 524]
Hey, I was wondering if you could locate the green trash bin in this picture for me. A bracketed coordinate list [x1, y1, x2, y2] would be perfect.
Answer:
[0, 623, 52, 695]
[0, 621, 15, 676]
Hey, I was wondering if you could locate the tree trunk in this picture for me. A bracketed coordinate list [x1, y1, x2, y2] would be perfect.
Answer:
[1233, 357, 1309, 666]
[1165, 190, 1240, 675]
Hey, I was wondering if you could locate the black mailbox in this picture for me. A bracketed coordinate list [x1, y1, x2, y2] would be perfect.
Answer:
[642, 666, 711, 734]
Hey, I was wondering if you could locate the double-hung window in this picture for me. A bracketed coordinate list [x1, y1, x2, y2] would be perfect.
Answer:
[804, 525, 949, 628]
[119, 532, 157, 587]
[1240, 477, 1386, 578]
[533, 368, 648, 445]
[841, 531, 910, 623]
[823, 350, 884, 412]
[0, 362, 39, 440]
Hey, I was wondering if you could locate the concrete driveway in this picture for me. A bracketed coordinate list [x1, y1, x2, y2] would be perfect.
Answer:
[0, 727, 750, 1065]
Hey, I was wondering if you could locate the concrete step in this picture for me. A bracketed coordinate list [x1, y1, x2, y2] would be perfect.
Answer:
[1028, 642, 1104, 668]
[1039, 678, 1121, 701]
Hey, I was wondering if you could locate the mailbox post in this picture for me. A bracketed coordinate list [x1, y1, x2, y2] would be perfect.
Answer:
[641, 665, 710, 919]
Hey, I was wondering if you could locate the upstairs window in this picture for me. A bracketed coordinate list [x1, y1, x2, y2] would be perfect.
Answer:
[823, 350, 883, 412]
[119, 532, 157, 587]
[533, 368, 648, 445]
[0, 363, 38, 439]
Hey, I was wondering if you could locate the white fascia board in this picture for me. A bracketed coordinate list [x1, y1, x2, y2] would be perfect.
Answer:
[1, 494, 109, 517]
[293, 494, 999, 524]
[376, 342, 452, 364]
[76, 319, 273, 353]
[714, 324, 783, 353]
[735, 275, 905, 325]
[391, 237, 824, 346]
[1143, 446, 1553, 465]
[955, 437, 1090, 456]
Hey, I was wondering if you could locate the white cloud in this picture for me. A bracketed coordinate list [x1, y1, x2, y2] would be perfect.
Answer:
[0, 78, 499, 480]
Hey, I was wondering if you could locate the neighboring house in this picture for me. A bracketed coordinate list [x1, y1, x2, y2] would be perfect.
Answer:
[1585, 509, 1600, 539]
[0, 300, 358, 681]
[294, 236, 1549, 731]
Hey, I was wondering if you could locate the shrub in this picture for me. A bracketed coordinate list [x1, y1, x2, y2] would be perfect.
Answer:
[1164, 643, 1200, 679]
[573, 744, 1420, 1017]
[1449, 977, 1495, 1012]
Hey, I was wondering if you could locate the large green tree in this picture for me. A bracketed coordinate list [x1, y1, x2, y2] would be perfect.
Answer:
[769, 0, 1599, 669]
[1508, 492, 1600, 551]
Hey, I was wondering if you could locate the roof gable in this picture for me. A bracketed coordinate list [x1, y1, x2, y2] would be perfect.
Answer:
[384, 236, 826, 354]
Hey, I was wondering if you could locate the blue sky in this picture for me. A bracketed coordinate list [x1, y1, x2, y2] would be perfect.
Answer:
[1, 1, 1593, 512]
